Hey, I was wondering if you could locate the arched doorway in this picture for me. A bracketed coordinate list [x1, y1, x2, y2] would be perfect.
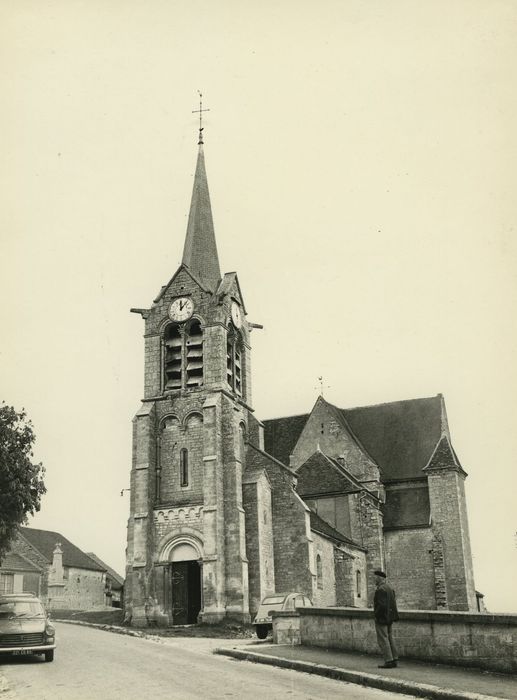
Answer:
[162, 538, 202, 625]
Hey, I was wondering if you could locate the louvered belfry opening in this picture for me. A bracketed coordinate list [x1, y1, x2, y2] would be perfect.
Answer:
[164, 323, 182, 389]
[164, 320, 204, 391]
[186, 319, 203, 388]
[226, 326, 242, 397]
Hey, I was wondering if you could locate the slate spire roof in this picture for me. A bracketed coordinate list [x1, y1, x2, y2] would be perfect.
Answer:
[181, 144, 221, 292]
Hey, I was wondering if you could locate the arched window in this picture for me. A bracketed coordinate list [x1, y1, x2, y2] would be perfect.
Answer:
[227, 326, 243, 396]
[164, 320, 204, 390]
[186, 320, 203, 388]
[164, 324, 182, 389]
[180, 449, 189, 487]
[356, 570, 362, 598]
[316, 554, 323, 589]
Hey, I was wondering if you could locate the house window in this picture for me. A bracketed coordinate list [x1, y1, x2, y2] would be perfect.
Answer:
[227, 327, 243, 396]
[316, 554, 323, 589]
[180, 448, 189, 487]
[0, 573, 14, 594]
[356, 570, 361, 598]
[164, 320, 204, 390]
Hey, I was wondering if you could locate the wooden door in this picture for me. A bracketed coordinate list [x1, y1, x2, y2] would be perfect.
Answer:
[170, 562, 189, 625]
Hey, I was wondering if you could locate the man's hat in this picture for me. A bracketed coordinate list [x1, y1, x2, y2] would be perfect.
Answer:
[373, 570, 386, 578]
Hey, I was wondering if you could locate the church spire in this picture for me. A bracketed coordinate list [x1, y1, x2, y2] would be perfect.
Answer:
[182, 94, 221, 292]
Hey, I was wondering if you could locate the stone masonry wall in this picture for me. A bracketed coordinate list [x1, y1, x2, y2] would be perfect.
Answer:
[263, 461, 314, 597]
[384, 527, 436, 609]
[48, 567, 105, 610]
[290, 399, 378, 482]
[159, 410, 204, 506]
[243, 473, 275, 616]
[312, 533, 336, 607]
[294, 607, 517, 674]
[427, 470, 477, 610]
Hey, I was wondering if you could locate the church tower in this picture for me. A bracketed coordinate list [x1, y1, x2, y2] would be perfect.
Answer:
[125, 125, 252, 625]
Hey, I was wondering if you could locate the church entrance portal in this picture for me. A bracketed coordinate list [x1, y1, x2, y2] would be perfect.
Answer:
[170, 560, 201, 624]
[162, 540, 202, 625]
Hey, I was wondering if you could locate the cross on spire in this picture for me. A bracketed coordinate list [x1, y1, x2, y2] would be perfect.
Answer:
[192, 91, 210, 145]
[316, 376, 331, 397]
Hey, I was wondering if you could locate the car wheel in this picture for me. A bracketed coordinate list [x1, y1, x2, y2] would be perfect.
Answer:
[256, 625, 269, 640]
[44, 650, 54, 662]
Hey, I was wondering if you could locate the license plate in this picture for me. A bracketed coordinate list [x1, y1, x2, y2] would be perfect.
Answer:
[13, 650, 32, 655]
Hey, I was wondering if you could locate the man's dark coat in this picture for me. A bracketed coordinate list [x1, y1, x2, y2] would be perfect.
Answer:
[374, 582, 399, 625]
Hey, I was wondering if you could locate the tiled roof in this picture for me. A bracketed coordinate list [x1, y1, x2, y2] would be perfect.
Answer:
[309, 510, 364, 550]
[296, 451, 359, 497]
[245, 442, 297, 478]
[0, 551, 42, 573]
[264, 396, 445, 481]
[86, 553, 124, 588]
[19, 528, 105, 572]
[262, 413, 309, 467]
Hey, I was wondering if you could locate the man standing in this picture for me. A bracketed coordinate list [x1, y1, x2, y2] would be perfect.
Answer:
[373, 570, 399, 668]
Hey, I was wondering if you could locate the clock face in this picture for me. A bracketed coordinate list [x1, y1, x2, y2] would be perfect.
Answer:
[169, 297, 194, 322]
[231, 301, 242, 328]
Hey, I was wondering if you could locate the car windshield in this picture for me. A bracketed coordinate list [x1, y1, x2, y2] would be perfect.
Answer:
[0, 601, 45, 618]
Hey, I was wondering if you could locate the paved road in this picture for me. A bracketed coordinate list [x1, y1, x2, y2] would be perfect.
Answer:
[0, 623, 414, 699]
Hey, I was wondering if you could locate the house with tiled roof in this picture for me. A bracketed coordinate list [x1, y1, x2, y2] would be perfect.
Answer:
[86, 553, 124, 607]
[0, 527, 110, 610]
[124, 130, 477, 627]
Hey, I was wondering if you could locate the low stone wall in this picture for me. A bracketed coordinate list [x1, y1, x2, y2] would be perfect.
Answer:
[272, 611, 301, 645]
[276, 607, 517, 674]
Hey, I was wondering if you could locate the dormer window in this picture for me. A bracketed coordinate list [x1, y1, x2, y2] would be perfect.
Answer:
[164, 320, 204, 391]
[227, 325, 243, 397]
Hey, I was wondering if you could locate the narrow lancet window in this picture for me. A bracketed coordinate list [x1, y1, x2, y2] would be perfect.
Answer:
[316, 554, 323, 589]
[180, 448, 189, 487]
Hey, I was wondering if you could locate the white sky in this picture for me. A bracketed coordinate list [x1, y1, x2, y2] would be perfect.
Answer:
[1, 0, 516, 612]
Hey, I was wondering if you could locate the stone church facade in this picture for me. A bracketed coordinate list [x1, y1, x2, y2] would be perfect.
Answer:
[125, 135, 477, 626]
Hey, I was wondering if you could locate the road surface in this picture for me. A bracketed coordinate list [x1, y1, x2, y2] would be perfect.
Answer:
[0, 622, 413, 699]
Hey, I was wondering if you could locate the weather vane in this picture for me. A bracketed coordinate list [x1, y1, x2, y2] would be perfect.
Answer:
[192, 90, 210, 145]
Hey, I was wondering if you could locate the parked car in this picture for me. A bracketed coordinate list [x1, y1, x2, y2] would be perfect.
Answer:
[0, 593, 56, 662]
[252, 592, 312, 639]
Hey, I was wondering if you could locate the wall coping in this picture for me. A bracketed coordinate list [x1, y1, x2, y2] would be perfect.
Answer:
[299, 606, 517, 626]
[271, 611, 300, 619]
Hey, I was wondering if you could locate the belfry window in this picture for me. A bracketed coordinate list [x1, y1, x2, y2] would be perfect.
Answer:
[356, 570, 362, 598]
[163, 320, 204, 390]
[227, 327, 243, 396]
[186, 320, 203, 388]
[180, 448, 189, 487]
[164, 324, 182, 389]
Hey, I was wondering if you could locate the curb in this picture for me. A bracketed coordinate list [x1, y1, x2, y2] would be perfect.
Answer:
[214, 648, 497, 700]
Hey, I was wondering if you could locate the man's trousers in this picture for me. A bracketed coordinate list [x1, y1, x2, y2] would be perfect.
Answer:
[375, 622, 398, 662]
